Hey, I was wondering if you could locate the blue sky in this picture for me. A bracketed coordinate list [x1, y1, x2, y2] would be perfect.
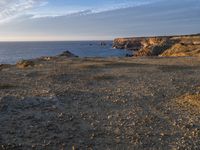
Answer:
[0, 0, 199, 41]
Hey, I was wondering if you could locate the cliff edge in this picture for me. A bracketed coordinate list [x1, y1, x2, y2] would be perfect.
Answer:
[113, 34, 200, 57]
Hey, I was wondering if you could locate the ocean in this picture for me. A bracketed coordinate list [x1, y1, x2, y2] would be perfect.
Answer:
[0, 41, 130, 64]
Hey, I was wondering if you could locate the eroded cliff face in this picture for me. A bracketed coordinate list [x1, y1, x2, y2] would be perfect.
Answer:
[113, 34, 200, 57]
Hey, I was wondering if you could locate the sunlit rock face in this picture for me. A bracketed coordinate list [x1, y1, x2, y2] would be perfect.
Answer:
[113, 34, 200, 57]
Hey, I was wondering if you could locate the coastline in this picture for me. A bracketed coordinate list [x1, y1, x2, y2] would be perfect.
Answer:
[1, 51, 200, 149]
[0, 41, 130, 65]
[1, 0, 200, 148]
[113, 34, 200, 57]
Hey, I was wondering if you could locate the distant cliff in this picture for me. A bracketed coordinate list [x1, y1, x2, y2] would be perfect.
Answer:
[113, 34, 200, 57]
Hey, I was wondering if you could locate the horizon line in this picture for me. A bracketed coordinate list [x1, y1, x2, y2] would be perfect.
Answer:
[0, 39, 113, 42]
[0, 32, 199, 42]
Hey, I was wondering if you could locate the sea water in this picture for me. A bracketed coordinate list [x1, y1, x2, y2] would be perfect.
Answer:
[0, 41, 130, 64]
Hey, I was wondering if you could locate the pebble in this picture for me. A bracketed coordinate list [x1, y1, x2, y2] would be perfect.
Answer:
[58, 112, 63, 118]
[160, 133, 165, 136]
[72, 145, 79, 150]
[114, 128, 121, 135]
[107, 115, 112, 119]
[115, 137, 121, 144]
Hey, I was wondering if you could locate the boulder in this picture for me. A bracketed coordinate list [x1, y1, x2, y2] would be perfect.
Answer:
[59, 51, 78, 57]
[41, 56, 53, 61]
[16, 60, 35, 68]
[125, 54, 133, 57]
[0, 64, 11, 71]
[100, 42, 106, 46]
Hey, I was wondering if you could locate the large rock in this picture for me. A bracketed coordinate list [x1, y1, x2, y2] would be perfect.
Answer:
[59, 51, 78, 57]
[113, 34, 200, 57]
[16, 60, 35, 68]
[0, 64, 11, 71]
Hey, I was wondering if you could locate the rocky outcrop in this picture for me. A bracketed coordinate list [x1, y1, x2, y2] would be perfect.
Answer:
[0, 64, 11, 71]
[16, 51, 78, 69]
[160, 36, 200, 57]
[59, 50, 78, 57]
[113, 34, 200, 57]
[16, 60, 35, 68]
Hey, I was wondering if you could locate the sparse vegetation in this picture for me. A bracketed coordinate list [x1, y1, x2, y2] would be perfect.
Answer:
[1, 55, 200, 149]
[92, 74, 114, 81]
[176, 93, 200, 110]
[73, 62, 107, 69]
[0, 83, 16, 89]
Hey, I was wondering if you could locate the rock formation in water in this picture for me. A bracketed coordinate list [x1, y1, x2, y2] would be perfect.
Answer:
[113, 34, 200, 57]
[59, 50, 78, 57]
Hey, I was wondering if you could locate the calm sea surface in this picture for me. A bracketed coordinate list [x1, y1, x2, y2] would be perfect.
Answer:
[0, 41, 130, 64]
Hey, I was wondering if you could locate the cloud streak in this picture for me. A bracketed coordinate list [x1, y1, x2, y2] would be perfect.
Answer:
[0, 0, 160, 21]
[31, 0, 158, 18]
[0, 0, 46, 22]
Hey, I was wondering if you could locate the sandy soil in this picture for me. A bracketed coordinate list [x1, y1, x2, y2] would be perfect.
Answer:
[0, 56, 200, 149]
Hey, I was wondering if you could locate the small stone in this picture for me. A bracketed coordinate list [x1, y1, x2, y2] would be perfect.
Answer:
[160, 133, 165, 136]
[115, 137, 121, 144]
[32, 144, 36, 148]
[43, 57, 52, 61]
[90, 133, 95, 139]
[107, 115, 112, 119]
[72, 145, 79, 150]
[114, 128, 121, 135]
[58, 113, 63, 118]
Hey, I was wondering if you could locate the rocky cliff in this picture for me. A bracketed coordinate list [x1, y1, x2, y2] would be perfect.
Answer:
[113, 34, 200, 57]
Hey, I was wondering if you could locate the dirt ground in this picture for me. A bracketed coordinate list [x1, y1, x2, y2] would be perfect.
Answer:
[0, 56, 200, 149]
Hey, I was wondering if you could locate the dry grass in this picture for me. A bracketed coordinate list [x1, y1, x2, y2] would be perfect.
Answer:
[92, 74, 114, 81]
[161, 44, 200, 57]
[176, 93, 200, 110]
[73, 62, 108, 69]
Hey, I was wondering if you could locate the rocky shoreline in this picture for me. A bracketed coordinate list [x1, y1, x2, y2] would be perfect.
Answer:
[113, 34, 200, 57]
[1, 51, 200, 149]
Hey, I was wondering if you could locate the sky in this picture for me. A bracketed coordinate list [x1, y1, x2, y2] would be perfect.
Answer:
[0, 0, 199, 41]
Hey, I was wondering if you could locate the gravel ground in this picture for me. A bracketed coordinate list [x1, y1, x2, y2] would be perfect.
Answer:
[0, 56, 200, 149]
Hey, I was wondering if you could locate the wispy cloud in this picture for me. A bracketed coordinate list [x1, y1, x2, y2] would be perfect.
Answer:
[32, 9, 94, 19]
[0, 0, 160, 21]
[0, 0, 47, 23]
[31, 0, 159, 18]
